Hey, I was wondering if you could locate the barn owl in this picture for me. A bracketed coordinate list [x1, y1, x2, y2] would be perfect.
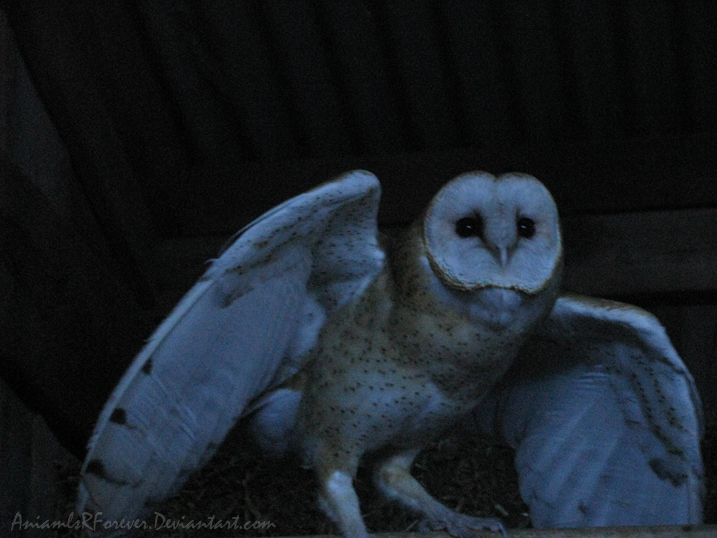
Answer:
[76, 170, 703, 535]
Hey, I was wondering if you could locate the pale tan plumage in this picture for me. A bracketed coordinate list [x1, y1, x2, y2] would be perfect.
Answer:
[289, 172, 562, 538]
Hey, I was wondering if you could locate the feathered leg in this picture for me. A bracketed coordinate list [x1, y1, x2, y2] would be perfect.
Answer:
[314, 450, 370, 538]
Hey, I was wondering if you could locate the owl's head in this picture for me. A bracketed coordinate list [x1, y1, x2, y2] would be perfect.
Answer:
[423, 172, 562, 295]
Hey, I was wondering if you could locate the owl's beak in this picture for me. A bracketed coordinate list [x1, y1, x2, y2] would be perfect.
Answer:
[499, 247, 509, 268]
[486, 244, 512, 268]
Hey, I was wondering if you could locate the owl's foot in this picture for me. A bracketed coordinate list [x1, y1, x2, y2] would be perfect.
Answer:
[374, 450, 507, 538]
[418, 513, 507, 538]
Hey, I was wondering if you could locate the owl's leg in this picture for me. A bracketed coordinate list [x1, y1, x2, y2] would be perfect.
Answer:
[374, 449, 507, 538]
[315, 456, 369, 538]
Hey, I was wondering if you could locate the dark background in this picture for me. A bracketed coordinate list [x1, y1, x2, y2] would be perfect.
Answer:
[0, 1, 715, 519]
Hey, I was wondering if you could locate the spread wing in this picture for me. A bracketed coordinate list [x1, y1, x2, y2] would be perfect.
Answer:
[77, 170, 384, 523]
[472, 293, 704, 527]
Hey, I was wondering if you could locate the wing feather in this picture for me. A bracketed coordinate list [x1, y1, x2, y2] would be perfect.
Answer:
[472, 293, 704, 527]
[77, 170, 384, 523]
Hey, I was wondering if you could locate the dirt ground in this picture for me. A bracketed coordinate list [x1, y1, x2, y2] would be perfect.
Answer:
[55, 419, 715, 538]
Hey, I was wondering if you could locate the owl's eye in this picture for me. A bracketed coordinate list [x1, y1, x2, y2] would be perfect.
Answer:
[517, 217, 536, 238]
[455, 216, 483, 239]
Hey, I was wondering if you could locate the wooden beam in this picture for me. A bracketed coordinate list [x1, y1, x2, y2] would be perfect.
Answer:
[277, 528, 716, 538]
[153, 205, 717, 309]
[561, 208, 717, 298]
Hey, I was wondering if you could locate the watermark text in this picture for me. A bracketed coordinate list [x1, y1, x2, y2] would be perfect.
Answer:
[10, 511, 276, 533]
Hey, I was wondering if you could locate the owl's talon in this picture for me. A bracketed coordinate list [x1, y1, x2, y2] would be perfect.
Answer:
[417, 514, 507, 538]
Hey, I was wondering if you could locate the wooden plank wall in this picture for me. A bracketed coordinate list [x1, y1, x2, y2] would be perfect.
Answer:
[0, 13, 149, 534]
[1, 1, 716, 532]
[0, 378, 76, 538]
[4, 1, 717, 238]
